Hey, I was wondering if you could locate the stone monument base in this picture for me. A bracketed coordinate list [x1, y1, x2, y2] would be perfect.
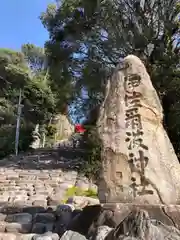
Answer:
[101, 203, 180, 228]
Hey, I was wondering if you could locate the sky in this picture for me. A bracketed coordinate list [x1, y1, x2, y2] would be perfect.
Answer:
[0, 0, 54, 51]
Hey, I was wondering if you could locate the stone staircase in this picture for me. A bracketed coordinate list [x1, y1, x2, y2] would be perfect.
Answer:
[0, 148, 89, 206]
[0, 148, 96, 239]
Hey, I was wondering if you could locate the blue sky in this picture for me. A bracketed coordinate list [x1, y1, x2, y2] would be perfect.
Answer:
[0, 0, 54, 50]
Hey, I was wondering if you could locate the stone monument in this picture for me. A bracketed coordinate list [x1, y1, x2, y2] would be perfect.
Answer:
[97, 55, 180, 204]
[30, 124, 41, 149]
[52, 114, 74, 147]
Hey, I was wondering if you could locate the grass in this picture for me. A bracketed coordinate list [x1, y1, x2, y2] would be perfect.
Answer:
[61, 186, 98, 204]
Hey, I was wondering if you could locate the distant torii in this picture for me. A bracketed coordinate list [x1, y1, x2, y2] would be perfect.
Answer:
[74, 124, 86, 134]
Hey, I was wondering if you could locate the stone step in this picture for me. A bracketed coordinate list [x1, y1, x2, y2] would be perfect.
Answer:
[0, 148, 97, 238]
[0, 203, 78, 239]
[0, 232, 60, 240]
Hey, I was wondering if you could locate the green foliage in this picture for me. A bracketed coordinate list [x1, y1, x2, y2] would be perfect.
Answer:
[61, 185, 98, 203]
[46, 124, 57, 137]
[0, 123, 34, 159]
[21, 43, 45, 72]
[0, 48, 27, 67]
[0, 125, 15, 158]
[1, 0, 180, 165]
[0, 46, 57, 158]
[41, 0, 179, 106]
[79, 124, 101, 180]
[41, 0, 180, 160]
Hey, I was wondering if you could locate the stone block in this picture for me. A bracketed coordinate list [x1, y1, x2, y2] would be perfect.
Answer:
[33, 213, 55, 223]
[67, 205, 102, 236]
[18, 234, 36, 240]
[0, 176, 7, 181]
[29, 196, 46, 201]
[33, 187, 46, 192]
[0, 195, 9, 202]
[10, 201, 28, 208]
[58, 183, 74, 190]
[10, 196, 28, 203]
[55, 205, 74, 227]
[23, 207, 46, 215]
[15, 180, 35, 185]
[32, 233, 59, 240]
[68, 196, 99, 208]
[0, 180, 10, 184]
[6, 174, 19, 180]
[37, 175, 50, 181]
[32, 200, 47, 207]
[19, 174, 36, 180]
[5, 222, 32, 233]
[60, 231, 86, 240]
[0, 221, 6, 232]
[0, 233, 17, 240]
[44, 182, 58, 188]
[47, 195, 64, 206]
[96, 206, 180, 239]
[44, 223, 54, 232]
[101, 203, 180, 229]
[56, 204, 74, 215]
[0, 213, 6, 221]
[44, 189, 54, 196]
[5, 213, 32, 224]
[31, 223, 45, 234]
[0, 206, 23, 215]
[49, 175, 63, 181]
[34, 191, 49, 196]
[3, 192, 16, 198]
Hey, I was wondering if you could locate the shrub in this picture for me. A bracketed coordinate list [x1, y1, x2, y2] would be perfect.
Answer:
[79, 124, 101, 181]
[61, 186, 98, 203]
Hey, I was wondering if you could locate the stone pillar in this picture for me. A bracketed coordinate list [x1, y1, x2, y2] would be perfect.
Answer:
[30, 124, 41, 149]
[52, 114, 74, 147]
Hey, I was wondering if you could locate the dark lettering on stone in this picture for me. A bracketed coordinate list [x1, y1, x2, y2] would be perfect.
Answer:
[140, 175, 149, 186]
[139, 150, 149, 175]
[125, 95, 142, 107]
[124, 74, 141, 91]
[130, 182, 139, 198]
[130, 180, 154, 197]
[125, 109, 143, 130]
[124, 75, 151, 197]
[126, 108, 138, 118]
[115, 185, 124, 193]
[138, 176, 154, 196]
[116, 172, 123, 179]
[126, 133, 148, 151]
[128, 151, 149, 174]
[131, 177, 136, 182]
[118, 185, 124, 192]
[129, 74, 141, 83]
[125, 92, 142, 108]
[126, 130, 143, 137]
[128, 159, 137, 173]
[138, 189, 154, 195]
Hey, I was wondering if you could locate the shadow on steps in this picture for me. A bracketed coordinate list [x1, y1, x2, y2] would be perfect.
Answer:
[0, 147, 86, 170]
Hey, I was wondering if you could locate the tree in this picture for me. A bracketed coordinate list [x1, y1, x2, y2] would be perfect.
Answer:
[0, 47, 56, 158]
[21, 43, 46, 73]
[41, 0, 179, 118]
[40, 0, 180, 174]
